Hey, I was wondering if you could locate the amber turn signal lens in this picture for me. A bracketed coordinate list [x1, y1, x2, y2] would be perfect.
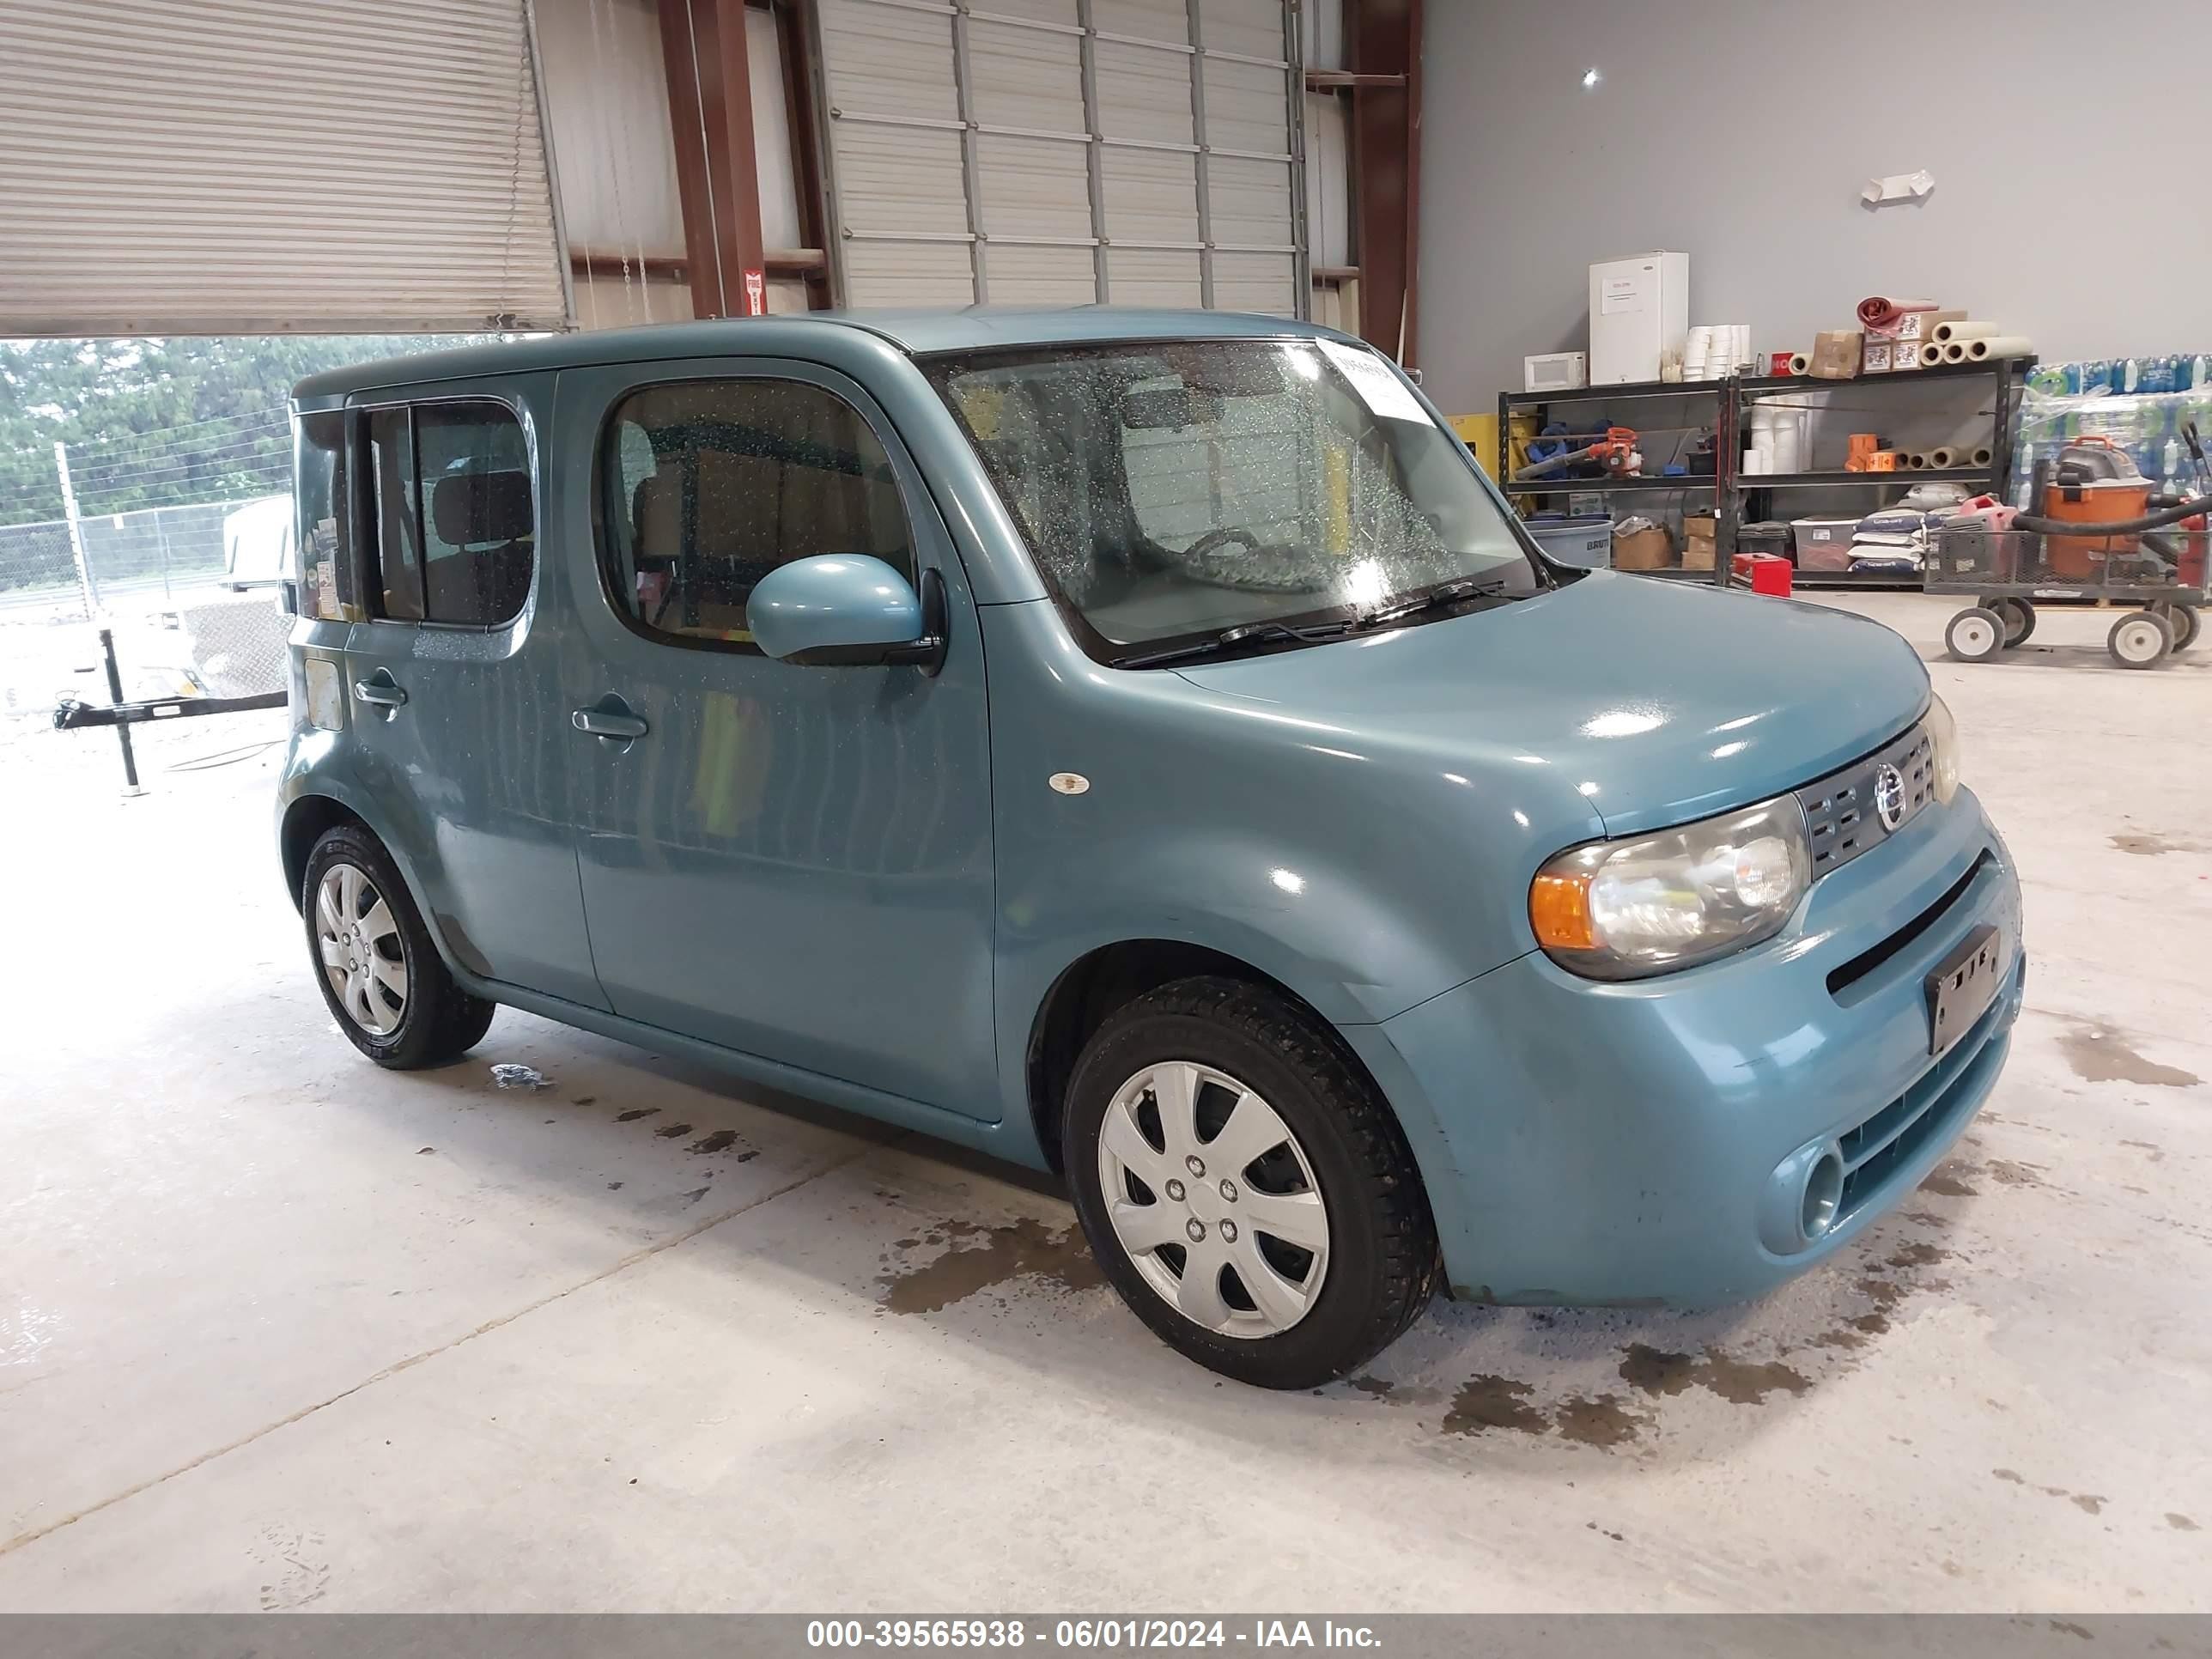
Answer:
[1528, 872, 1597, 951]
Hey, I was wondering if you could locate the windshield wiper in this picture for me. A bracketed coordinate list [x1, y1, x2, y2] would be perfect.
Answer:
[1112, 616, 1357, 670]
[1353, 576, 1510, 629]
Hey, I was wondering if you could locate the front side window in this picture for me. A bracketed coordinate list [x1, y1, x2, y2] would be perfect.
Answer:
[926, 338, 1540, 659]
[595, 378, 914, 648]
[359, 399, 533, 628]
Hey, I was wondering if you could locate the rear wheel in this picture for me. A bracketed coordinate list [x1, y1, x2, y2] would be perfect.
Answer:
[1996, 598, 2036, 647]
[2109, 609, 2172, 669]
[304, 825, 496, 1068]
[1064, 976, 1437, 1389]
[1946, 605, 2004, 663]
[2151, 602, 2199, 651]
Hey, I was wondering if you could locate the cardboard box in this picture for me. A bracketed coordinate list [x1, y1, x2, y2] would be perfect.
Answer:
[1862, 337, 1896, 374]
[1890, 309, 1961, 344]
[1613, 522, 1674, 571]
[1682, 513, 1718, 570]
[1808, 331, 1863, 380]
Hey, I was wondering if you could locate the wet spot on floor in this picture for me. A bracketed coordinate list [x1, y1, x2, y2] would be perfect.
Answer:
[2069, 1493, 2107, 1516]
[2168, 1513, 2199, 1531]
[606, 1181, 623, 1190]
[1585, 1522, 1626, 1543]
[1552, 1394, 1649, 1447]
[876, 1216, 1104, 1315]
[2120, 1139, 2166, 1163]
[2109, 831, 2203, 857]
[2060, 1025, 2202, 1089]
[654, 1122, 694, 1139]
[1618, 1343, 1810, 1405]
[572, 1096, 597, 1107]
[681, 1187, 709, 1206]
[1994, 1468, 2026, 1485]
[2048, 1620, 2094, 1641]
[1986, 1158, 2049, 1188]
[1920, 1166, 1979, 1197]
[1885, 1240, 1949, 1269]
[615, 1109, 659, 1122]
[688, 1129, 743, 1156]
[1443, 1374, 1547, 1437]
[1348, 1375, 1394, 1399]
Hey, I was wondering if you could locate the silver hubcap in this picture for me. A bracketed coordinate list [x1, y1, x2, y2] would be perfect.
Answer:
[315, 862, 407, 1036]
[1097, 1060, 1330, 1340]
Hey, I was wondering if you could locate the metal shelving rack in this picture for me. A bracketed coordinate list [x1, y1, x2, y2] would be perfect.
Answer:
[1497, 357, 2033, 586]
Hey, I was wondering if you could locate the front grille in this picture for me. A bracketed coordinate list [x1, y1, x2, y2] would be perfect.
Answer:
[1796, 721, 1934, 877]
[1834, 988, 2007, 1224]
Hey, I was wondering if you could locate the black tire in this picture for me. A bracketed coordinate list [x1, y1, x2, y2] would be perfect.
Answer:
[2154, 602, 2198, 651]
[1996, 598, 2036, 647]
[302, 824, 496, 1068]
[1063, 975, 1438, 1389]
[1945, 605, 2005, 663]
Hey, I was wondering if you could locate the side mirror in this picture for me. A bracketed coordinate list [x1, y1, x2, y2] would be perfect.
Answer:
[749, 556, 947, 672]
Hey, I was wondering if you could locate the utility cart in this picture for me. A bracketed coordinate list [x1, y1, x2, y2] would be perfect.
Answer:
[1930, 523, 2207, 668]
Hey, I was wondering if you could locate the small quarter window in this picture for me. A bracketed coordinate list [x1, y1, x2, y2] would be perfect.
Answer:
[294, 411, 354, 621]
[595, 379, 914, 648]
[357, 399, 533, 628]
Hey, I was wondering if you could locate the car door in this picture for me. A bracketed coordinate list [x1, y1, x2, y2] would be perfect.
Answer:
[339, 375, 606, 1010]
[550, 356, 998, 1116]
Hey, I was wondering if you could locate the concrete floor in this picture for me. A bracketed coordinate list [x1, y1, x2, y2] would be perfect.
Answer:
[2, 593, 2208, 1613]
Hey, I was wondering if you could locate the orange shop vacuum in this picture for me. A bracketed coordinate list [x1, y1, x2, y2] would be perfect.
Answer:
[2014, 434, 2210, 582]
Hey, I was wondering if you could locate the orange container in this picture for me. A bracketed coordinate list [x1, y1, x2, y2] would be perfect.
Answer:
[2042, 477, 2151, 579]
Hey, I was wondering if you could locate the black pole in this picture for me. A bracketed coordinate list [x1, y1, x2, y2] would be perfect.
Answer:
[98, 627, 143, 793]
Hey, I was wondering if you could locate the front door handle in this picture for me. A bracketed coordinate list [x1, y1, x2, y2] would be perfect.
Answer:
[572, 708, 649, 741]
[353, 679, 408, 709]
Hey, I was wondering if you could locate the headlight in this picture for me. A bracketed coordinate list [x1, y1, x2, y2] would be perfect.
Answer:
[1529, 795, 1811, 979]
[1926, 693, 1960, 804]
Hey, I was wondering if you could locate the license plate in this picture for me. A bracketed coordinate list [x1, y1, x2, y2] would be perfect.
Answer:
[1927, 923, 2003, 1059]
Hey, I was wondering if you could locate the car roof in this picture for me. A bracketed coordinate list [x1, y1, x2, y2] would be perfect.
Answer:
[292, 307, 1349, 400]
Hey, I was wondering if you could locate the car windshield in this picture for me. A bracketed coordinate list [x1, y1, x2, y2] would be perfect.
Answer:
[925, 337, 1540, 657]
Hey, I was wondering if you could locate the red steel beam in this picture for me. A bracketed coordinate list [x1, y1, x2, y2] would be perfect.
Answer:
[657, 0, 768, 318]
[1346, 0, 1420, 366]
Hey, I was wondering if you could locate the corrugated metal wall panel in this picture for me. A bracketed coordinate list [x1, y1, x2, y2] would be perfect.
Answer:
[1212, 250, 1296, 315]
[1197, 0, 1284, 59]
[1208, 154, 1293, 245]
[1303, 90, 1350, 267]
[978, 135, 1093, 242]
[1100, 149, 1200, 244]
[987, 244, 1099, 304]
[815, 0, 1297, 313]
[1094, 40, 1194, 144]
[1106, 248, 1202, 306]
[1091, 0, 1187, 41]
[968, 15, 1083, 130]
[1202, 56, 1292, 154]
[0, 0, 568, 334]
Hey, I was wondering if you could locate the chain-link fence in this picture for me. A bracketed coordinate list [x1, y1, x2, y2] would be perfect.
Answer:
[2, 408, 295, 743]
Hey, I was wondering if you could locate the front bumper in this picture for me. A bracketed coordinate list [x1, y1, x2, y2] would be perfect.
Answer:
[1344, 787, 2024, 1306]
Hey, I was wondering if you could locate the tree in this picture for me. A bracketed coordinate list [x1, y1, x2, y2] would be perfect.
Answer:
[0, 335, 481, 526]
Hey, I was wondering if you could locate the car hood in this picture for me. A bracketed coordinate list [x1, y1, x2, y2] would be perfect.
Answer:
[1173, 570, 1929, 836]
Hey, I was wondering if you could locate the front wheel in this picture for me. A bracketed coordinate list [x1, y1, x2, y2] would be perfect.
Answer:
[303, 824, 496, 1068]
[1063, 977, 1438, 1389]
[1946, 605, 2005, 662]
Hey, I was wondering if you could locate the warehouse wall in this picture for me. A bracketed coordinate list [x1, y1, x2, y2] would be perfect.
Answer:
[1418, 0, 2212, 413]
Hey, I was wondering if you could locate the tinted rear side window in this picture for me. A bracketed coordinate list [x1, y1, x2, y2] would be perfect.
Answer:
[594, 379, 913, 649]
[356, 399, 534, 629]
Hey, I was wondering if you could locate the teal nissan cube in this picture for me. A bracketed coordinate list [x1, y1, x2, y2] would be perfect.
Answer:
[277, 310, 2023, 1389]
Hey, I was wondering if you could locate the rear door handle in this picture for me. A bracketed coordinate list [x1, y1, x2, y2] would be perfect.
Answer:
[353, 680, 408, 708]
[572, 708, 648, 741]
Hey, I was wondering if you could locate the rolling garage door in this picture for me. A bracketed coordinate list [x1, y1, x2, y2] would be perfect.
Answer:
[0, 0, 570, 335]
[812, 0, 1303, 313]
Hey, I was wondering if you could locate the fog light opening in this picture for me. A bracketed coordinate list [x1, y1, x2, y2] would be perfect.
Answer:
[1801, 1151, 1844, 1242]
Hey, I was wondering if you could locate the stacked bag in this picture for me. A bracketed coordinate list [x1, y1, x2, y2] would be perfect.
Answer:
[1843, 482, 1976, 574]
